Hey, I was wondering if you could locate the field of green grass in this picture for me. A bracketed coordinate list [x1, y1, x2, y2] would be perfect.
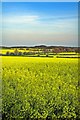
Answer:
[2, 56, 79, 119]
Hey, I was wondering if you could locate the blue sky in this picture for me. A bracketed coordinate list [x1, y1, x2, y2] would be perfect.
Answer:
[2, 2, 78, 46]
[1, 0, 78, 2]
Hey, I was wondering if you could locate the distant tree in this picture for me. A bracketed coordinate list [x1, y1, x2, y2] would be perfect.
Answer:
[19, 48, 24, 50]
[37, 54, 40, 57]
[49, 49, 53, 53]
[23, 52, 27, 55]
[14, 49, 19, 55]
[43, 49, 48, 54]
[18, 52, 23, 56]
[26, 48, 29, 50]
[46, 54, 48, 57]
[53, 48, 61, 54]
[75, 48, 80, 53]
[10, 52, 14, 56]
[6, 51, 10, 56]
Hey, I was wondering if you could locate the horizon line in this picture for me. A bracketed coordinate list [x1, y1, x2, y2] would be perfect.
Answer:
[0, 45, 79, 48]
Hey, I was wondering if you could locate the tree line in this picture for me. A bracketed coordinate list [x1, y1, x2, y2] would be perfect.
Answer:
[4, 47, 80, 56]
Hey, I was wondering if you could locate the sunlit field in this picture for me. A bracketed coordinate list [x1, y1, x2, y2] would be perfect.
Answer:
[0, 48, 29, 55]
[2, 56, 79, 119]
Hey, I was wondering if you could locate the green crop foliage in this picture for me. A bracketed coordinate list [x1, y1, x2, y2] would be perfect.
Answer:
[2, 56, 79, 119]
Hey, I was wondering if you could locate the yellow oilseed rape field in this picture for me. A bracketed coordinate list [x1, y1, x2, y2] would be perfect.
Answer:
[1, 56, 79, 119]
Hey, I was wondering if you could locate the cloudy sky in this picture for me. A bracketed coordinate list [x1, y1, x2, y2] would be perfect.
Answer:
[2, 2, 78, 47]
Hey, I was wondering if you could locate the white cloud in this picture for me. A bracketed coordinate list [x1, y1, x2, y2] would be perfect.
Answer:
[3, 14, 78, 36]
[2, 14, 78, 47]
[3, 15, 39, 24]
[3, 14, 78, 30]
